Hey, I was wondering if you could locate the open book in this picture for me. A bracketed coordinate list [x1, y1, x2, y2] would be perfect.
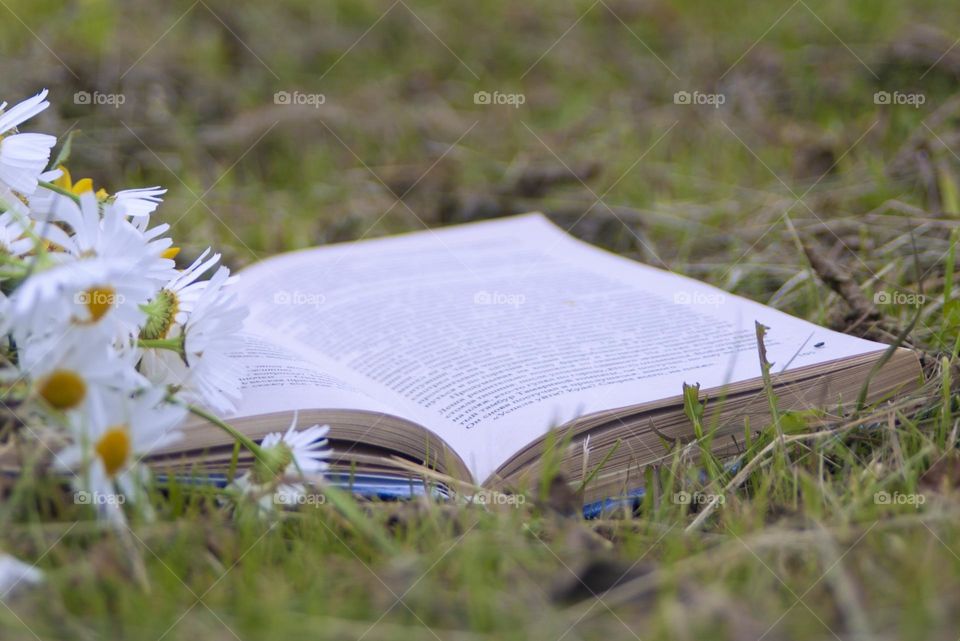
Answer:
[155, 214, 922, 504]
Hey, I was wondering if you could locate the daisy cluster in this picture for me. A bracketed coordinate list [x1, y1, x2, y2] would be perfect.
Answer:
[0, 90, 329, 531]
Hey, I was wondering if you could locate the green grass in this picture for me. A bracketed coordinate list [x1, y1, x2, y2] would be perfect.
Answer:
[3, 0, 960, 638]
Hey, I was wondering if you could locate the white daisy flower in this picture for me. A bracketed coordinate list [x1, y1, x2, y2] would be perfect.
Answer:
[139, 248, 222, 375]
[232, 414, 330, 511]
[19, 336, 144, 414]
[263, 419, 330, 507]
[9, 256, 157, 347]
[40, 191, 173, 274]
[31, 166, 166, 222]
[261, 415, 331, 477]
[10, 192, 174, 343]
[55, 387, 186, 524]
[0, 553, 42, 597]
[139, 265, 247, 414]
[137, 248, 222, 344]
[0, 89, 56, 195]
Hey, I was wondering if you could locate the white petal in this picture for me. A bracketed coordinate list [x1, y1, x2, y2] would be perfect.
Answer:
[0, 89, 49, 133]
[0, 132, 56, 194]
[0, 554, 42, 596]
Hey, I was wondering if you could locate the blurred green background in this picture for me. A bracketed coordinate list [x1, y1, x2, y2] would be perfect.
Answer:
[4, 3, 960, 640]
[1, 0, 957, 311]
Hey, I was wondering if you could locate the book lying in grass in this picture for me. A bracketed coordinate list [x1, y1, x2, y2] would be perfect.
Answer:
[155, 214, 923, 504]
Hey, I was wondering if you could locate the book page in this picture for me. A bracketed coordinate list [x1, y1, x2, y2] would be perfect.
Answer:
[234, 214, 888, 481]
[224, 332, 401, 419]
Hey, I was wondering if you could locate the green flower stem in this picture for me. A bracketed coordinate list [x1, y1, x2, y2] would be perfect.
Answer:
[0, 267, 28, 280]
[226, 440, 241, 484]
[186, 403, 265, 459]
[37, 180, 81, 204]
[0, 253, 28, 267]
[137, 337, 184, 352]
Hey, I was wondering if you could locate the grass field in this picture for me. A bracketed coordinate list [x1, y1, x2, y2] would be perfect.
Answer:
[3, 1, 960, 639]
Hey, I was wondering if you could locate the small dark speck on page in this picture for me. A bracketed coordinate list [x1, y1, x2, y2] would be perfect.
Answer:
[814, 342, 825, 348]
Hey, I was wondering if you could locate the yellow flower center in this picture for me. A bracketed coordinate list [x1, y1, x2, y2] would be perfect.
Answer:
[80, 286, 117, 323]
[95, 426, 131, 478]
[160, 247, 180, 260]
[37, 369, 87, 410]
